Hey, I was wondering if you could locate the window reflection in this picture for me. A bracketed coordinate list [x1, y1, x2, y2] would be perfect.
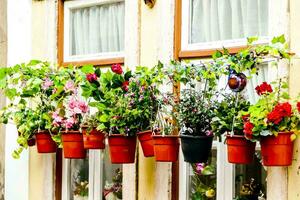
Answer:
[71, 156, 89, 200]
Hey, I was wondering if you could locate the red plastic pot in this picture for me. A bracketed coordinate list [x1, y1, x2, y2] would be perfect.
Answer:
[36, 131, 57, 153]
[82, 128, 105, 149]
[62, 131, 86, 159]
[137, 130, 154, 157]
[152, 135, 179, 162]
[108, 135, 137, 164]
[260, 132, 294, 166]
[226, 135, 256, 164]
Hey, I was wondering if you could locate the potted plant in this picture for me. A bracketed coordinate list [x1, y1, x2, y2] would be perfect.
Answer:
[0, 60, 58, 157]
[243, 81, 299, 166]
[92, 64, 137, 164]
[81, 114, 105, 149]
[129, 66, 162, 157]
[212, 93, 256, 164]
[51, 67, 89, 159]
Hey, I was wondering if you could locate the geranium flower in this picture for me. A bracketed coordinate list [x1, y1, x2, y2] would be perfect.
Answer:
[64, 117, 77, 129]
[267, 102, 292, 125]
[86, 73, 98, 83]
[267, 110, 283, 125]
[111, 64, 123, 74]
[78, 101, 89, 113]
[255, 82, 273, 95]
[42, 78, 53, 90]
[297, 102, 300, 112]
[64, 80, 76, 93]
[243, 121, 254, 135]
[242, 114, 250, 122]
[122, 81, 129, 92]
[68, 98, 78, 109]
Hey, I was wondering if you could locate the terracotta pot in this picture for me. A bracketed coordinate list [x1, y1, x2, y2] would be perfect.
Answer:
[180, 134, 213, 163]
[137, 130, 154, 157]
[82, 128, 105, 149]
[62, 131, 86, 159]
[152, 135, 179, 162]
[260, 132, 294, 166]
[226, 135, 256, 164]
[36, 131, 57, 153]
[108, 135, 137, 164]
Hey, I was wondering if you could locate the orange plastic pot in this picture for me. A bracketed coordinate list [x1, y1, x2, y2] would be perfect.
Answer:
[260, 132, 294, 166]
[108, 135, 137, 164]
[36, 131, 57, 153]
[82, 128, 105, 149]
[226, 135, 256, 164]
[152, 135, 179, 162]
[62, 131, 86, 159]
[137, 130, 154, 157]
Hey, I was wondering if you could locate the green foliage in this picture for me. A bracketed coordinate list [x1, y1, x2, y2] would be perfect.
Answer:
[212, 93, 250, 139]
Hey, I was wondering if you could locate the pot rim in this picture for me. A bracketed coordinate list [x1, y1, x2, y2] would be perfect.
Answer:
[180, 134, 214, 139]
[108, 134, 136, 138]
[61, 130, 81, 134]
[137, 130, 152, 135]
[152, 135, 179, 138]
[226, 134, 247, 139]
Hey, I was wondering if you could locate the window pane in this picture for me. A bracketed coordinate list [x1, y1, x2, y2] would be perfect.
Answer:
[71, 157, 89, 200]
[103, 148, 122, 200]
[234, 151, 267, 200]
[188, 150, 217, 200]
[70, 1, 125, 56]
[189, 0, 269, 44]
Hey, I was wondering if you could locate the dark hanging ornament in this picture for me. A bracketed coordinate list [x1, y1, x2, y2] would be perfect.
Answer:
[227, 70, 247, 92]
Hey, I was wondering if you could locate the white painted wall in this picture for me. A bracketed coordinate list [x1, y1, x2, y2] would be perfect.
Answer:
[5, 0, 32, 200]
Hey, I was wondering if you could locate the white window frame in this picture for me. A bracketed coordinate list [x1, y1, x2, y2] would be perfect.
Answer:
[180, 0, 270, 51]
[63, 0, 125, 62]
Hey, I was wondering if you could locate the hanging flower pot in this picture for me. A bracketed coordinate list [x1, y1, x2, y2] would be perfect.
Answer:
[62, 130, 86, 159]
[152, 135, 179, 162]
[82, 128, 105, 149]
[36, 130, 57, 153]
[226, 135, 256, 164]
[260, 132, 294, 166]
[180, 134, 213, 163]
[108, 135, 137, 164]
[137, 130, 154, 157]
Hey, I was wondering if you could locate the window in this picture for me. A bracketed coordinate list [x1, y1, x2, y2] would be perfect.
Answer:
[62, 146, 123, 200]
[58, 0, 125, 66]
[175, 0, 271, 58]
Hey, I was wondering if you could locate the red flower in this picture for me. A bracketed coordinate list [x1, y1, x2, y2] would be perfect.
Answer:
[242, 114, 250, 122]
[255, 82, 273, 96]
[243, 122, 254, 136]
[111, 63, 123, 74]
[267, 110, 283, 125]
[297, 102, 300, 112]
[122, 81, 129, 92]
[267, 102, 292, 125]
[86, 73, 98, 83]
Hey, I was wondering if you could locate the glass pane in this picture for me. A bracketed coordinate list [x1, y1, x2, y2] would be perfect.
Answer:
[70, 156, 89, 200]
[234, 151, 267, 200]
[188, 150, 217, 200]
[189, 0, 269, 44]
[103, 148, 122, 200]
[69, 1, 125, 56]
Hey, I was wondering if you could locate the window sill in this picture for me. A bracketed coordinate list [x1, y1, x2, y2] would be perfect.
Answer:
[60, 57, 124, 67]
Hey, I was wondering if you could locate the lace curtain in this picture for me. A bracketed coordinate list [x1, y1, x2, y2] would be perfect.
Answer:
[70, 2, 125, 56]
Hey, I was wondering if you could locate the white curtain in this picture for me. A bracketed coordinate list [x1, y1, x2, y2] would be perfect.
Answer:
[70, 2, 125, 56]
[190, 0, 269, 43]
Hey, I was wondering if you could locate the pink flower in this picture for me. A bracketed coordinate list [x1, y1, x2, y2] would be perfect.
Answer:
[64, 117, 77, 129]
[64, 80, 76, 93]
[42, 78, 53, 90]
[78, 101, 89, 113]
[111, 64, 123, 74]
[86, 73, 98, 83]
[195, 163, 205, 174]
[52, 87, 57, 94]
[68, 98, 78, 109]
[52, 111, 63, 127]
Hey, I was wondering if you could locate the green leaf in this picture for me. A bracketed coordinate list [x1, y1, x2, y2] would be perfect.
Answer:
[212, 50, 223, 59]
[247, 36, 258, 45]
[5, 88, 18, 99]
[124, 71, 132, 81]
[95, 68, 101, 77]
[99, 115, 109, 123]
[271, 35, 286, 44]
[81, 65, 94, 74]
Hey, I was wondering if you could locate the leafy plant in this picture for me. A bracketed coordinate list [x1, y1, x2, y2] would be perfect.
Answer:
[243, 80, 300, 140]
[211, 93, 250, 140]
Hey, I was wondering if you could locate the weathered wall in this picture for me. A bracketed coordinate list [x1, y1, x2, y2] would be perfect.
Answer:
[138, 1, 175, 200]
[29, 1, 57, 200]
[0, 0, 7, 199]
[288, 0, 300, 199]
